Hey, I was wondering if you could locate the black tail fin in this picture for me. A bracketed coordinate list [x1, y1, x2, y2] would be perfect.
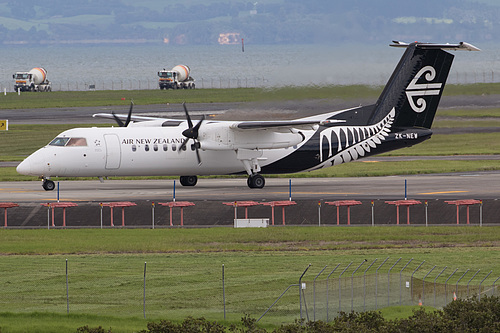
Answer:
[368, 42, 479, 129]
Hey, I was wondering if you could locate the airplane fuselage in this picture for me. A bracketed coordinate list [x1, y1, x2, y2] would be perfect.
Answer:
[17, 119, 431, 179]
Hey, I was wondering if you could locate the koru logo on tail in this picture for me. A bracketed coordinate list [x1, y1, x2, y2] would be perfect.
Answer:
[406, 66, 443, 113]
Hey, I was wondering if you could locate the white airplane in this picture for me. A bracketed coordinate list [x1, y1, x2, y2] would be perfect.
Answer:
[17, 41, 479, 191]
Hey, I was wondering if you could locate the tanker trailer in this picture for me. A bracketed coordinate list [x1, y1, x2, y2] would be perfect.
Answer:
[13, 67, 51, 92]
[158, 65, 195, 89]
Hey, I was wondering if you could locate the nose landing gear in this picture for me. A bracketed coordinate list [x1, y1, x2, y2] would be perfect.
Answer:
[42, 179, 55, 191]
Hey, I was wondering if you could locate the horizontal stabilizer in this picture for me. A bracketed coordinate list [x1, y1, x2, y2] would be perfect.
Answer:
[390, 41, 480, 51]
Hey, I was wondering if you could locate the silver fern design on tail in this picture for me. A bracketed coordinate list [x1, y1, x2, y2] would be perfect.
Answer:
[318, 108, 396, 167]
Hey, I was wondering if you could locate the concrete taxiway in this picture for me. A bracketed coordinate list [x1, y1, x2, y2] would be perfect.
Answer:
[2, 172, 499, 203]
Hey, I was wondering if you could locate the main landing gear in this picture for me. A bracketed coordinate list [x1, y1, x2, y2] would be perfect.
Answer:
[42, 179, 55, 191]
[247, 174, 265, 189]
[180, 175, 198, 187]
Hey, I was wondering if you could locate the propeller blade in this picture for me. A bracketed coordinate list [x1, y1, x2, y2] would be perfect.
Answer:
[179, 103, 204, 165]
[111, 111, 125, 127]
[178, 138, 189, 153]
[182, 102, 193, 129]
[193, 114, 205, 133]
[194, 143, 201, 165]
[125, 101, 134, 127]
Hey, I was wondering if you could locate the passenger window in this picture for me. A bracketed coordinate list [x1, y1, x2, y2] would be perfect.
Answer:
[163, 144, 168, 151]
[153, 144, 158, 151]
[172, 145, 177, 152]
[132, 145, 137, 152]
[145, 144, 150, 152]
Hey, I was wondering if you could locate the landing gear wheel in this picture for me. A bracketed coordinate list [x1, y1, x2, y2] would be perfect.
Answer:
[180, 175, 198, 187]
[42, 179, 55, 191]
[247, 174, 265, 189]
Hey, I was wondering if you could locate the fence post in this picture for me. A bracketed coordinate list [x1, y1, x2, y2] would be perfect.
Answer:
[399, 258, 413, 305]
[456, 269, 470, 297]
[313, 265, 327, 321]
[152, 202, 155, 229]
[371, 200, 374, 226]
[47, 204, 50, 230]
[480, 200, 483, 226]
[433, 267, 447, 308]
[66, 259, 69, 314]
[387, 258, 401, 307]
[351, 260, 366, 312]
[411, 261, 425, 304]
[422, 266, 436, 305]
[444, 268, 458, 305]
[363, 259, 378, 312]
[375, 257, 389, 310]
[425, 201, 428, 226]
[326, 264, 340, 322]
[338, 262, 352, 314]
[467, 270, 481, 297]
[478, 271, 492, 301]
[143, 262, 147, 319]
[299, 264, 311, 321]
[222, 264, 226, 320]
[492, 276, 500, 296]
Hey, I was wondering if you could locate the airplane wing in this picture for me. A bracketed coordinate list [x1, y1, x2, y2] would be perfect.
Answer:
[92, 113, 163, 122]
[231, 119, 344, 131]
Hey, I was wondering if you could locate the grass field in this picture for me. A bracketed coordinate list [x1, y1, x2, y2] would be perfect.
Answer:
[0, 227, 499, 332]
[1, 85, 499, 331]
[1, 83, 499, 109]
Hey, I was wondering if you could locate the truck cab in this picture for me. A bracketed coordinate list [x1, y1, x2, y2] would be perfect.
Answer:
[13, 72, 33, 92]
[158, 70, 177, 89]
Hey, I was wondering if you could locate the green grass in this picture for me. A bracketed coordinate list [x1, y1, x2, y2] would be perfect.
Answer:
[436, 108, 500, 118]
[381, 132, 500, 156]
[0, 227, 499, 332]
[433, 119, 500, 128]
[1, 83, 499, 109]
[0, 312, 148, 333]
[1, 227, 499, 255]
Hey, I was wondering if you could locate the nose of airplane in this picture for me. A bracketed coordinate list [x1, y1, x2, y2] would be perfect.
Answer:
[16, 159, 31, 175]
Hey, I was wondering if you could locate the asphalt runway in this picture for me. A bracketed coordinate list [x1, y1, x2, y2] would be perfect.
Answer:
[2, 95, 500, 206]
[2, 171, 499, 203]
[5, 94, 500, 125]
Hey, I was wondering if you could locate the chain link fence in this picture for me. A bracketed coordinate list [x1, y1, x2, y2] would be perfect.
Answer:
[0, 69, 498, 92]
[299, 258, 500, 322]
[2, 256, 497, 325]
[0, 76, 268, 93]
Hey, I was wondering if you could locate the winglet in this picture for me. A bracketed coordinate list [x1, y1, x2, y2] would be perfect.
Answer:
[390, 41, 480, 51]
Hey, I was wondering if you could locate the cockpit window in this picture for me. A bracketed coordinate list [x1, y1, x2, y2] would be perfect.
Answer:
[49, 137, 87, 147]
[66, 138, 87, 146]
[49, 137, 70, 146]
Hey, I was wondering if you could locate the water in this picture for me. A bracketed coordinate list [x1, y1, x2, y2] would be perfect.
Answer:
[0, 42, 498, 91]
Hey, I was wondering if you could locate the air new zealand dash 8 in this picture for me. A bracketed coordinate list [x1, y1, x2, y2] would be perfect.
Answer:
[17, 41, 479, 190]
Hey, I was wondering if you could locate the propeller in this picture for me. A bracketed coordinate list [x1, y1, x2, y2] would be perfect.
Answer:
[112, 101, 134, 127]
[178, 102, 204, 165]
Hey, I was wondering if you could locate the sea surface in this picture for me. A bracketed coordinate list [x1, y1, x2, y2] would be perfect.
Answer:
[0, 42, 499, 91]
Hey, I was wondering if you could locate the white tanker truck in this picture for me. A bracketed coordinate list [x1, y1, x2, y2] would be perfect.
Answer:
[13, 67, 51, 92]
[158, 65, 195, 90]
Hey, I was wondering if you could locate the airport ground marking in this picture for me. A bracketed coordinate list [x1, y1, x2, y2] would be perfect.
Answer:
[418, 190, 469, 195]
